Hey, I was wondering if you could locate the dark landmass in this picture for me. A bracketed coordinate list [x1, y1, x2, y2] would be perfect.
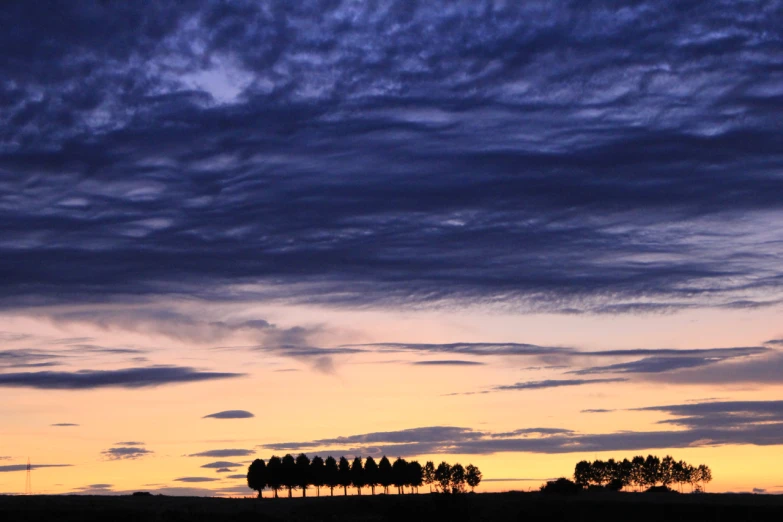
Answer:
[1, 491, 782, 522]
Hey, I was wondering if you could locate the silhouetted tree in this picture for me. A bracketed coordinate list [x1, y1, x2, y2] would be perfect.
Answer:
[660, 455, 675, 488]
[351, 457, 365, 495]
[338, 456, 352, 496]
[642, 455, 661, 488]
[698, 464, 712, 491]
[590, 460, 608, 486]
[423, 461, 436, 492]
[282, 454, 297, 498]
[392, 457, 408, 494]
[247, 458, 266, 498]
[450, 463, 466, 494]
[540, 477, 580, 495]
[378, 456, 393, 494]
[465, 464, 482, 492]
[295, 453, 311, 497]
[266, 456, 283, 498]
[574, 460, 591, 488]
[364, 456, 379, 495]
[407, 461, 423, 493]
[435, 461, 451, 493]
[324, 456, 339, 496]
[617, 458, 633, 490]
[310, 455, 325, 497]
[630, 456, 645, 491]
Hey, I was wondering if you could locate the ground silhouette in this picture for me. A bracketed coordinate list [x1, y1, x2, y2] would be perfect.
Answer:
[2, 491, 783, 522]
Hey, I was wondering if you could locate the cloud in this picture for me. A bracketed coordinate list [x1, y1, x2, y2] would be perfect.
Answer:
[101, 445, 153, 460]
[189, 449, 254, 458]
[200, 461, 242, 469]
[215, 468, 233, 473]
[581, 409, 615, 414]
[490, 428, 574, 438]
[0, 464, 72, 473]
[203, 410, 254, 419]
[51, 423, 79, 427]
[493, 378, 627, 391]
[0, 366, 244, 389]
[0, 2, 780, 313]
[645, 353, 783, 386]
[174, 477, 220, 483]
[411, 360, 485, 366]
[114, 441, 144, 446]
[227, 474, 246, 479]
[261, 400, 783, 456]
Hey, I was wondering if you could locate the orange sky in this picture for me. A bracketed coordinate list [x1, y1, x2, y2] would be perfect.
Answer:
[1, 301, 781, 496]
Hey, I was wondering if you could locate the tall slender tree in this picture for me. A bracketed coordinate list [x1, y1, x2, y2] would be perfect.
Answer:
[364, 456, 379, 495]
[407, 461, 423, 494]
[378, 456, 393, 494]
[423, 461, 436, 492]
[642, 455, 661, 488]
[338, 456, 352, 496]
[310, 456, 325, 497]
[281, 454, 297, 498]
[295, 453, 311, 497]
[630, 456, 645, 491]
[574, 460, 591, 488]
[266, 456, 283, 498]
[324, 456, 339, 496]
[392, 458, 408, 494]
[698, 464, 712, 491]
[465, 464, 482, 492]
[660, 455, 675, 488]
[247, 458, 267, 498]
[351, 457, 365, 495]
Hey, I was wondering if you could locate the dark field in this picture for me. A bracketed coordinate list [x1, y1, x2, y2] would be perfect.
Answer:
[2, 492, 783, 522]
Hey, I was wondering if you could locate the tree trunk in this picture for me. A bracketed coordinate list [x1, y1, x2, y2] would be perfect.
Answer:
[302, 488, 306, 498]
[343, 486, 347, 496]
[330, 486, 334, 497]
[288, 488, 292, 498]
[274, 489, 278, 499]
[357, 487, 361, 496]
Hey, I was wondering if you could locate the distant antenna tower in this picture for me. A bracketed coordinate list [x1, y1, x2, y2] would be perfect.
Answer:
[25, 458, 32, 495]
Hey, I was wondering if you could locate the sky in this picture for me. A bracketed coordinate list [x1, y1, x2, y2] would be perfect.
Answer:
[1, 0, 783, 497]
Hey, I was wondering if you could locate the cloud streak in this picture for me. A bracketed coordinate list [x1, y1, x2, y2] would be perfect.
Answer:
[0, 366, 244, 389]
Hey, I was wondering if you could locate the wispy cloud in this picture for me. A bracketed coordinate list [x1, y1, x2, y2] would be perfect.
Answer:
[188, 449, 254, 458]
[0, 366, 244, 389]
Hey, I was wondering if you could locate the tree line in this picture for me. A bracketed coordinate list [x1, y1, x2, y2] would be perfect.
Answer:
[247, 454, 482, 498]
[572, 455, 713, 492]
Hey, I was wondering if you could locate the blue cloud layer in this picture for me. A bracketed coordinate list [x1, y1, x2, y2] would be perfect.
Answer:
[0, 1, 780, 312]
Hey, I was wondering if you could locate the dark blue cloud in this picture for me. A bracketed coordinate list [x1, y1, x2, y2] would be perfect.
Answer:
[51, 423, 79, 427]
[188, 449, 254, 458]
[173, 477, 219, 483]
[411, 360, 485, 366]
[200, 461, 242, 469]
[203, 410, 255, 419]
[260, 400, 783, 456]
[0, 366, 243, 389]
[0, 1, 780, 312]
[493, 378, 627, 391]
[102, 445, 153, 460]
